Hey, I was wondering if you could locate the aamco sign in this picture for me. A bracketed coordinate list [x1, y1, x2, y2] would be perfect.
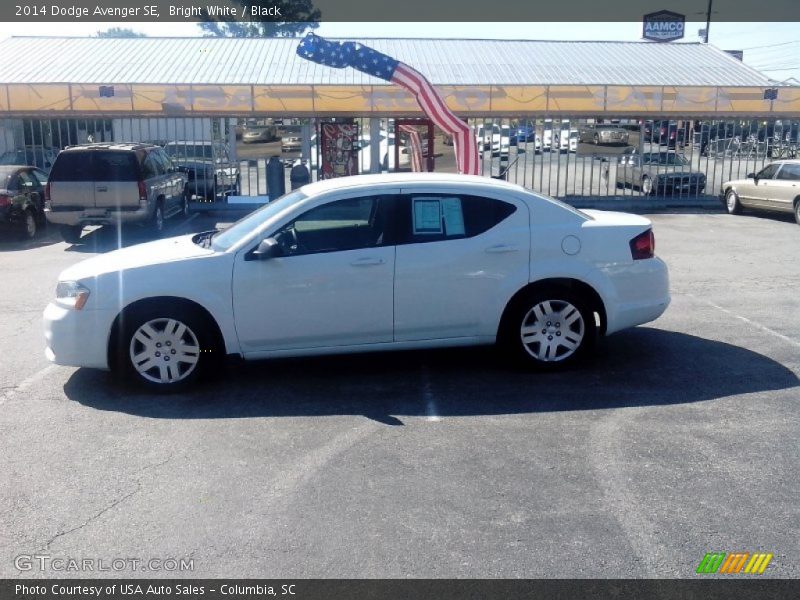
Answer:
[643, 10, 685, 42]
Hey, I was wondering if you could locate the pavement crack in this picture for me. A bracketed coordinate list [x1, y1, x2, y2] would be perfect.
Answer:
[37, 454, 174, 552]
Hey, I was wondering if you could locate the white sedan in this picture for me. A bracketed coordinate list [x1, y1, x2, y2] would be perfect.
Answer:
[44, 173, 670, 391]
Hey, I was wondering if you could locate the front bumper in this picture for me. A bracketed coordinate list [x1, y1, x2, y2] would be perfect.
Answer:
[43, 302, 116, 370]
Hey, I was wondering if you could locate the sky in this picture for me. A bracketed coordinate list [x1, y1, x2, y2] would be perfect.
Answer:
[0, 21, 796, 83]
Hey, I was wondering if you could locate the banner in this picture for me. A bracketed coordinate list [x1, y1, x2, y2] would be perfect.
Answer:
[320, 122, 359, 179]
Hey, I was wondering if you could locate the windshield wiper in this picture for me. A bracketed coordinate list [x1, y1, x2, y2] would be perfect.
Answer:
[193, 229, 219, 249]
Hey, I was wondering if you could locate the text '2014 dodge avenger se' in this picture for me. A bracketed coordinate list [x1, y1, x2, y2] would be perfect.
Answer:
[44, 173, 670, 391]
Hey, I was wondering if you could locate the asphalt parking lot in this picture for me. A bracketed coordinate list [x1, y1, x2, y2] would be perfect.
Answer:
[0, 208, 798, 578]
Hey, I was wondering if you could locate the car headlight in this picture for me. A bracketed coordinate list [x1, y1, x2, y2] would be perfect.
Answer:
[56, 281, 91, 310]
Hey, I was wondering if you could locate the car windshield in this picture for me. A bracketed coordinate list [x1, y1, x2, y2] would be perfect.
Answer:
[211, 189, 307, 252]
[164, 144, 214, 160]
[643, 152, 689, 166]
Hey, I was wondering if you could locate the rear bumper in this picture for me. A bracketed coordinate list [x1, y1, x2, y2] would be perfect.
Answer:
[46, 204, 151, 227]
[601, 257, 671, 335]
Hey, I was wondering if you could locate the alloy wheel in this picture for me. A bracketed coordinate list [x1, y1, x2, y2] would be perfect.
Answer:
[128, 318, 201, 384]
[519, 299, 585, 362]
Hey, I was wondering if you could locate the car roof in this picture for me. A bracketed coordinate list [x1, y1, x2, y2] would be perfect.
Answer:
[164, 141, 220, 145]
[301, 172, 526, 196]
[62, 143, 153, 152]
[0, 165, 22, 178]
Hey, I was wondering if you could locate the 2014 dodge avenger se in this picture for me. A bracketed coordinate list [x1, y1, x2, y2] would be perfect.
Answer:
[44, 173, 670, 391]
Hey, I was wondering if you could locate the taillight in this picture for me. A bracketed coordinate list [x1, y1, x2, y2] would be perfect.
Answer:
[138, 180, 147, 200]
[630, 229, 655, 260]
[0, 194, 11, 207]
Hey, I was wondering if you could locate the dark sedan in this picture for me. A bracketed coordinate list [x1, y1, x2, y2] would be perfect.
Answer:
[0, 166, 48, 239]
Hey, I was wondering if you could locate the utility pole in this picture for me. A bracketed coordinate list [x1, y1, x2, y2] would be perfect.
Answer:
[704, 0, 713, 43]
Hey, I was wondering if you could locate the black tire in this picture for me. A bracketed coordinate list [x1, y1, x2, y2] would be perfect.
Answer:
[59, 224, 83, 244]
[115, 303, 220, 392]
[593, 134, 600, 145]
[641, 175, 654, 196]
[151, 200, 165, 236]
[500, 288, 596, 370]
[794, 199, 800, 226]
[725, 189, 742, 215]
[181, 187, 190, 218]
[20, 209, 37, 240]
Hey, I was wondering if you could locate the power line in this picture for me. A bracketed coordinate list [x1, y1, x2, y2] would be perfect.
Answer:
[740, 40, 800, 51]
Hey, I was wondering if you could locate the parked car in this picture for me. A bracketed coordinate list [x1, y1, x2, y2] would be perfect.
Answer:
[163, 141, 239, 199]
[475, 124, 502, 154]
[616, 150, 706, 195]
[281, 127, 303, 153]
[578, 124, 630, 146]
[45, 143, 188, 243]
[721, 160, 800, 224]
[242, 125, 278, 144]
[554, 129, 578, 153]
[513, 121, 537, 145]
[644, 120, 687, 148]
[569, 130, 579, 153]
[0, 166, 48, 239]
[43, 172, 670, 391]
[0, 147, 59, 173]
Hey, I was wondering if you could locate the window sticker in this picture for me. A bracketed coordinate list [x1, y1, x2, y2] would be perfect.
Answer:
[412, 197, 443, 234]
[441, 197, 465, 236]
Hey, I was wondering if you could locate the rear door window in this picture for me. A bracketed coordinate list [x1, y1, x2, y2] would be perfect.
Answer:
[776, 164, 800, 181]
[93, 152, 139, 182]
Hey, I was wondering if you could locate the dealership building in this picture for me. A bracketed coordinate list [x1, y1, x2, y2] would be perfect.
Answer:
[0, 35, 797, 197]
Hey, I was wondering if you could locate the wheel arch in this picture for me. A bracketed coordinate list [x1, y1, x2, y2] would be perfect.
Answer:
[107, 296, 226, 372]
[497, 278, 607, 341]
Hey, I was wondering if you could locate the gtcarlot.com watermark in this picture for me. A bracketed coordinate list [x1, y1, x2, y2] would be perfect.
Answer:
[14, 554, 194, 573]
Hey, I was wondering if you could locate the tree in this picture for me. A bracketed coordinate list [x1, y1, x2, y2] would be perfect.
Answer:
[199, 1, 320, 38]
[97, 28, 147, 38]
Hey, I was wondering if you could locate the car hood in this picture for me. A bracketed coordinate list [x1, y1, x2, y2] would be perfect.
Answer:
[59, 234, 215, 282]
[173, 158, 213, 168]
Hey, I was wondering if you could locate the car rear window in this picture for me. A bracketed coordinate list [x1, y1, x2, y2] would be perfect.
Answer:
[50, 150, 139, 182]
[49, 152, 94, 182]
[93, 151, 139, 182]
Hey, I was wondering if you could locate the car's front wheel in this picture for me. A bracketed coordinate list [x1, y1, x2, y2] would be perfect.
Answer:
[118, 305, 217, 391]
[151, 201, 165, 236]
[502, 290, 595, 370]
[794, 199, 800, 226]
[641, 175, 654, 195]
[725, 189, 742, 215]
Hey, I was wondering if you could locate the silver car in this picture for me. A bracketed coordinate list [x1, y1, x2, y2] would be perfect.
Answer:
[721, 159, 800, 225]
[578, 124, 630, 146]
[616, 150, 705, 195]
[45, 143, 188, 243]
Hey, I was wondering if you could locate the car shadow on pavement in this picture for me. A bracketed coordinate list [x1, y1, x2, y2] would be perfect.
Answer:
[64, 327, 798, 424]
[64, 215, 215, 254]
[0, 228, 61, 252]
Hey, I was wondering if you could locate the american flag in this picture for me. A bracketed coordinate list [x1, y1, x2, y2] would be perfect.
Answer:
[297, 34, 479, 175]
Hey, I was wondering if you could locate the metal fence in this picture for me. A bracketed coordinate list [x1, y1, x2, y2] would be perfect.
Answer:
[1, 115, 797, 205]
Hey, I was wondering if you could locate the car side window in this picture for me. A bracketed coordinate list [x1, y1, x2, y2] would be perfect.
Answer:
[272, 195, 395, 256]
[30, 169, 48, 187]
[776, 164, 800, 181]
[395, 194, 516, 245]
[757, 164, 779, 180]
[16, 171, 35, 190]
[141, 153, 161, 179]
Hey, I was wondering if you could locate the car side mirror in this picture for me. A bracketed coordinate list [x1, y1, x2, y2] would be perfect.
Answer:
[249, 237, 284, 260]
[747, 172, 756, 179]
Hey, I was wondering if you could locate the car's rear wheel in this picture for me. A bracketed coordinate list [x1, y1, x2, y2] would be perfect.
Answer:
[181, 187, 190, 217]
[118, 305, 217, 391]
[20, 209, 37, 240]
[726, 189, 742, 215]
[59, 224, 83, 244]
[151, 201, 165, 236]
[502, 290, 595, 370]
[794, 199, 800, 226]
[593, 134, 600, 145]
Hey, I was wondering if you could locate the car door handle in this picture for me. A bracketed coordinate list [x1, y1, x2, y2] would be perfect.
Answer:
[96, 186, 108, 192]
[350, 257, 385, 266]
[485, 244, 519, 254]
